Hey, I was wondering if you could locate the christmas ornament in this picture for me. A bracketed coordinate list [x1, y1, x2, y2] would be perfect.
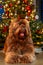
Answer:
[36, 30, 41, 34]
[0, 24, 3, 28]
[0, 4, 4, 15]
[25, 5, 31, 11]
[37, 42, 40, 44]
[5, 7, 10, 11]
[25, 16, 28, 19]
[23, 0, 28, 4]
[9, 3, 13, 7]
[5, 4, 8, 7]
[27, 9, 32, 16]
[42, 29, 43, 33]
[2, 25, 8, 33]
[5, 11, 9, 15]
[10, 13, 13, 16]
[36, 26, 39, 29]
[14, 13, 17, 16]
[17, 0, 20, 4]
[35, 15, 39, 20]
[0, 4, 3, 8]
[9, 13, 13, 18]
[0, 4, 4, 20]
[22, 7, 24, 11]
[30, 2, 32, 5]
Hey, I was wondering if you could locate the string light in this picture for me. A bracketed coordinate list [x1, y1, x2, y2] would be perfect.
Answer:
[37, 42, 40, 44]
[0, 24, 3, 28]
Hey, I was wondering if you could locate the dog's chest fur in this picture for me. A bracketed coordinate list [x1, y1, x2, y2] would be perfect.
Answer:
[10, 43, 31, 55]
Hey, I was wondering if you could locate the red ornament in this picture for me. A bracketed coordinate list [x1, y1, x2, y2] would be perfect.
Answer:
[23, 0, 28, 3]
[5, 11, 9, 15]
[36, 30, 40, 34]
[2, 26, 8, 33]
[27, 9, 32, 16]
[9, 3, 13, 7]
[0, 5, 3, 8]
[27, 13, 30, 16]
[25, 5, 31, 11]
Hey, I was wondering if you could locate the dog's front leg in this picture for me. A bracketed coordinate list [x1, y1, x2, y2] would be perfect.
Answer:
[5, 52, 21, 63]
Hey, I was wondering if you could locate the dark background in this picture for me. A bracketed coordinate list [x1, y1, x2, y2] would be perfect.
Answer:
[37, 0, 43, 22]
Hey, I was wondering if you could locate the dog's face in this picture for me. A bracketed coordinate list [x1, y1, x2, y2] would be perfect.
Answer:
[9, 18, 30, 42]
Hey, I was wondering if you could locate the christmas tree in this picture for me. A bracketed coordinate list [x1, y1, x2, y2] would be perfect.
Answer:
[0, 0, 43, 48]
[30, 20, 43, 46]
[1, 0, 36, 19]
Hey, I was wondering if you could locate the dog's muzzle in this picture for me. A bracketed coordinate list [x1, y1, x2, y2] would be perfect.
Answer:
[18, 27, 27, 40]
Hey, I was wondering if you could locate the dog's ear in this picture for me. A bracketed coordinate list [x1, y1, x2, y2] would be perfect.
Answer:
[3, 41, 8, 53]
[3, 36, 9, 53]
[23, 19, 30, 24]
[9, 18, 17, 34]
[3, 18, 17, 53]
[24, 19, 33, 44]
[24, 19, 32, 37]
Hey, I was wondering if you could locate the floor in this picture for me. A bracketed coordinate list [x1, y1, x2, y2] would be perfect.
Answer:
[0, 51, 43, 65]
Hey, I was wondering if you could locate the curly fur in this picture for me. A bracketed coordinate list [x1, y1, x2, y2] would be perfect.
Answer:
[4, 18, 36, 63]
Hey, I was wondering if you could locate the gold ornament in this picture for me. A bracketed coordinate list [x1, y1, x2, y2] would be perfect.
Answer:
[42, 29, 43, 33]
[10, 13, 13, 15]
[37, 42, 40, 44]
[22, 7, 24, 11]
[5, 4, 8, 7]
[12, 7, 14, 9]
[17, 0, 20, 4]
[7, 8, 10, 11]
[0, 24, 3, 28]
[32, 9, 36, 13]
[2, 34, 6, 37]
[15, 5, 17, 7]
[9, 10, 11, 12]
[30, 2, 32, 4]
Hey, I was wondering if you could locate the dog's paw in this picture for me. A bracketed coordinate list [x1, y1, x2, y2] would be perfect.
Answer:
[28, 55, 36, 63]
[18, 55, 29, 63]
[5, 55, 14, 64]
[20, 56, 29, 63]
[23, 54, 36, 63]
[5, 52, 19, 63]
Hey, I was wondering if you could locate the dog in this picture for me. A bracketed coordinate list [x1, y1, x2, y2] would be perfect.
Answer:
[4, 18, 36, 63]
